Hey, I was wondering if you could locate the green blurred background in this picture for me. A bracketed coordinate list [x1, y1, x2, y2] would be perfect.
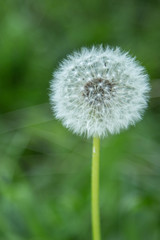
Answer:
[0, 0, 160, 239]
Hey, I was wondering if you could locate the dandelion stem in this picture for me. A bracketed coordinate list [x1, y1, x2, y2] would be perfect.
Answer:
[91, 136, 101, 240]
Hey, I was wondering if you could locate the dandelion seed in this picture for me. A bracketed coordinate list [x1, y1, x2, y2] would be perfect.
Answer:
[50, 46, 150, 138]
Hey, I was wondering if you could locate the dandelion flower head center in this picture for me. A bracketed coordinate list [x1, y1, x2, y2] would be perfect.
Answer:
[82, 78, 114, 106]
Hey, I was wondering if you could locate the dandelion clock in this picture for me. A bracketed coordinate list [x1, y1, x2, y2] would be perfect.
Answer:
[50, 46, 150, 240]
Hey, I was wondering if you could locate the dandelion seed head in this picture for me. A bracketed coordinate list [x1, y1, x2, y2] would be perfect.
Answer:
[50, 46, 150, 138]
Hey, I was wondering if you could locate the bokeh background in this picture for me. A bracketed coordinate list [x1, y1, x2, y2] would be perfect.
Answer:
[0, 0, 160, 239]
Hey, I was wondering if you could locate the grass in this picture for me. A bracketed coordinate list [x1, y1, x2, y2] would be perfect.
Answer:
[0, 103, 160, 240]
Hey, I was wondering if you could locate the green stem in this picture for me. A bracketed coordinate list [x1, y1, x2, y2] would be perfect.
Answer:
[91, 137, 101, 240]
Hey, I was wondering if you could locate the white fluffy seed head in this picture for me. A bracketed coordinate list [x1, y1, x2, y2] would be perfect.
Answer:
[50, 46, 150, 138]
